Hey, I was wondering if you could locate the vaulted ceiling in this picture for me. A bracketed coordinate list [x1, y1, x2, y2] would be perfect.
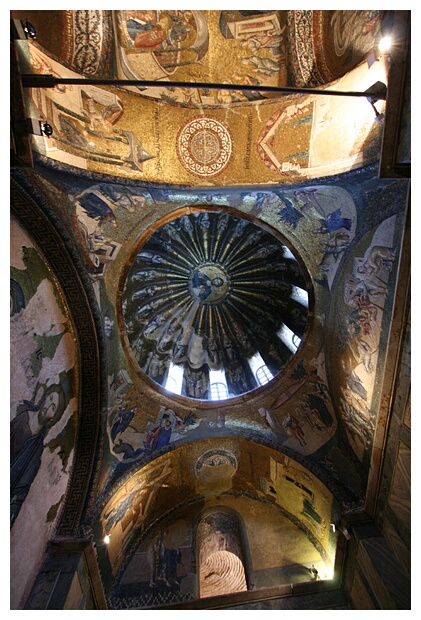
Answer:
[10, 10, 410, 610]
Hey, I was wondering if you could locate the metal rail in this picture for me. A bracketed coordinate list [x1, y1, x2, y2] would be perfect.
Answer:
[20, 75, 387, 100]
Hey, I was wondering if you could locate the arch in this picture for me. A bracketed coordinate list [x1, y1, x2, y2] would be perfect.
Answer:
[255, 364, 274, 386]
[11, 172, 107, 536]
[196, 506, 252, 598]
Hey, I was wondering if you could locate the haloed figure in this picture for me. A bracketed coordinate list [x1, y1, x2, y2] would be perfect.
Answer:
[10, 384, 67, 528]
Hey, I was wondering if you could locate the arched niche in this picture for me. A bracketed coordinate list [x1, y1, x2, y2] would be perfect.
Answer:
[196, 507, 250, 598]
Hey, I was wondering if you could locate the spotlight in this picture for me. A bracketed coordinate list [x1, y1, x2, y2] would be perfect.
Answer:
[25, 119, 53, 137]
[366, 99, 384, 123]
[23, 20, 36, 40]
[11, 19, 36, 40]
[41, 123, 53, 137]
[364, 81, 387, 122]
[93, 534, 110, 548]
[308, 564, 320, 580]
[378, 35, 392, 52]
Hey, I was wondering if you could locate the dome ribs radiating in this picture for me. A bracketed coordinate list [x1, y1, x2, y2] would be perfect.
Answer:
[215, 218, 252, 266]
[260, 333, 293, 372]
[136, 249, 191, 274]
[278, 298, 308, 339]
[224, 295, 280, 338]
[176, 222, 204, 264]
[211, 213, 232, 262]
[122, 211, 309, 400]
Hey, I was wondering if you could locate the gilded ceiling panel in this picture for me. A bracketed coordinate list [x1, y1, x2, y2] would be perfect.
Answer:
[16, 30, 387, 185]
[13, 10, 385, 89]
[23, 167, 408, 515]
[10, 9, 409, 611]
[95, 437, 337, 590]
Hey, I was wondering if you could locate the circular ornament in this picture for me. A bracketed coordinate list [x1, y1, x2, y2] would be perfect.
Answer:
[189, 263, 230, 303]
[177, 117, 232, 177]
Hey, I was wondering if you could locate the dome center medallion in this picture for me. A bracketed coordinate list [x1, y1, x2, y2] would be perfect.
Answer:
[189, 263, 229, 303]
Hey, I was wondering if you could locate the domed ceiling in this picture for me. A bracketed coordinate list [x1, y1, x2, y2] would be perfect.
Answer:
[121, 211, 309, 401]
[10, 9, 410, 612]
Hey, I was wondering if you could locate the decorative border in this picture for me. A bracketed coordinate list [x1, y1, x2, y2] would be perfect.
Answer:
[63, 10, 114, 78]
[311, 10, 335, 85]
[11, 171, 107, 537]
[287, 10, 324, 87]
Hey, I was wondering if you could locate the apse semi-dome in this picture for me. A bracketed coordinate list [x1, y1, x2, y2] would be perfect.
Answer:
[121, 211, 310, 401]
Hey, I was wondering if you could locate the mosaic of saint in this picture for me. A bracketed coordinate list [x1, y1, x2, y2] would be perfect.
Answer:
[121, 211, 310, 401]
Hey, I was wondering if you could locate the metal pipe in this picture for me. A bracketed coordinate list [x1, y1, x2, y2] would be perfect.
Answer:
[20, 74, 387, 100]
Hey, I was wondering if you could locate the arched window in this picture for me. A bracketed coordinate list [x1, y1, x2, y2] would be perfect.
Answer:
[165, 375, 177, 392]
[292, 333, 302, 349]
[164, 361, 183, 395]
[277, 323, 299, 352]
[291, 285, 309, 308]
[210, 382, 228, 400]
[255, 364, 273, 386]
[248, 352, 273, 386]
[209, 368, 229, 400]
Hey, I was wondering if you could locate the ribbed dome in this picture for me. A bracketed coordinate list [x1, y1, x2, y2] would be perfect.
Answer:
[122, 211, 309, 401]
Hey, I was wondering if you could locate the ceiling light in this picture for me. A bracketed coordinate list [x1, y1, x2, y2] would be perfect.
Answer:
[378, 35, 392, 52]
